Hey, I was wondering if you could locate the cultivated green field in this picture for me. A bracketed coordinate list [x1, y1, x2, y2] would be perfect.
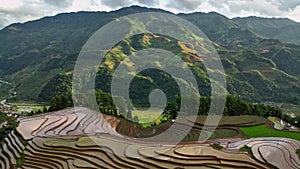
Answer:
[268, 117, 284, 130]
[240, 125, 300, 141]
[281, 103, 300, 116]
[208, 129, 239, 139]
[192, 115, 267, 126]
[132, 111, 163, 124]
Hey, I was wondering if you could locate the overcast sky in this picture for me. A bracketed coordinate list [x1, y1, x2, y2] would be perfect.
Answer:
[0, 0, 300, 29]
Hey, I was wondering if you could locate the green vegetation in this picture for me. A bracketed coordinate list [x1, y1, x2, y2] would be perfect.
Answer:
[0, 111, 9, 123]
[281, 103, 300, 116]
[0, 111, 18, 141]
[240, 146, 253, 156]
[16, 151, 25, 167]
[0, 111, 9, 141]
[8, 102, 44, 106]
[297, 149, 300, 160]
[38, 74, 72, 102]
[268, 117, 284, 130]
[211, 143, 223, 150]
[1, 6, 300, 105]
[132, 110, 163, 124]
[209, 129, 239, 139]
[233, 17, 300, 45]
[47, 83, 300, 131]
[48, 93, 72, 112]
[194, 115, 266, 126]
[240, 125, 300, 141]
[0, 82, 11, 100]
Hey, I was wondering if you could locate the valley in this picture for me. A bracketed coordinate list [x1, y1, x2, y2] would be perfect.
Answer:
[0, 5, 299, 169]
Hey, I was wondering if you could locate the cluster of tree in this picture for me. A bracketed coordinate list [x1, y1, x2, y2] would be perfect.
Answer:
[224, 96, 300, 128]
[48, 93, 73, 112]
[25, 106, 49, 116]
[165, 95, 300, 128]
[0, 111, 18, 141]
[38, 74, 72, 102]
[48, 90, 133, 120]
[48, 88, 300, 128]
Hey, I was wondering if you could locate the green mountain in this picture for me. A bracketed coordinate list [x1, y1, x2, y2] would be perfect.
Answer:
[0, 6, 300, 104]
[233, 16, 300, 45]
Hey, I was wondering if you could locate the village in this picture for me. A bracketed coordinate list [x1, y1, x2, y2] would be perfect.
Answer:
[0, 91, 20, 117]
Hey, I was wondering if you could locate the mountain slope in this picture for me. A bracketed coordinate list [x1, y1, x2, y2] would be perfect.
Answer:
[0, 6, 300, 104]
[233, 16, 300, 45]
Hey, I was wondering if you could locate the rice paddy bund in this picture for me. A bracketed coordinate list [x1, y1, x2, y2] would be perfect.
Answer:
[0, 108, 299, 169]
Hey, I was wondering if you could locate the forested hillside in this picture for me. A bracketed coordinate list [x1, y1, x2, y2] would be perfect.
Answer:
[0, 6, 300, 104]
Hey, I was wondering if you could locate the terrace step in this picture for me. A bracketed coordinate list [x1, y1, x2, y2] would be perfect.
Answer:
[24, 142, 69, 168]
[4, 137, 20, 159]
[2, 142, 16, 164]
[0, 148, 10, 169]
[8, 132, 23, 155]
[227, 137, 300, 169]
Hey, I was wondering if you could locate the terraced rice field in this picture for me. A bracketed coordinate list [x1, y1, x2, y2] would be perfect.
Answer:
[17, 107, 121, 140]
[19, 136, 269, 169]
[227, 137, 300, 169]
[0, 108, 299, 168]
[116, 117, 240, 141]
[0, 131, 26, 169]
[189, 115, 267, 127]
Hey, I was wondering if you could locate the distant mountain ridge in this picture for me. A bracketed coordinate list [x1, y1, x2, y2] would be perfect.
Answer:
[0, 6, 300, 104]
[233, 16, 300, 45]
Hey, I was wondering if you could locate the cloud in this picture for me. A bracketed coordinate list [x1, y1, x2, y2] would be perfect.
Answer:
[0, 12, 12, 28]
[100, 0, 133, 8]
[137, 0, 160, 6]
[287, 5, 300, 22]
[44, 0, 73, 8]
[205, 0, 299, 18]
[0, 0, 80, 29]
[0, 1, 50, 25]
[90, 0, 99, 6]
[0, 0, 299, 30]
[99, 0, 160, 8]
[0, 0, 108, 29]
[165, 0, 203, 11]
[229, 0, 284, 16]
[278, 0, 300, 11]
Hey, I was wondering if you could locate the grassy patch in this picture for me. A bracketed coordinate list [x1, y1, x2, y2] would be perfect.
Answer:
[16, 151, 25, 167]
[297, 149, 300, 160]
[240, 124, 300, 141]
[240, 146, 253, 156]
[268, 117, 284, 130]
[209, 129, 239, 139]
[132, 110, 162, 124]
[193, 115, 267, 126]
[8, 102, 44, 106]
[211, 143, 223, 150]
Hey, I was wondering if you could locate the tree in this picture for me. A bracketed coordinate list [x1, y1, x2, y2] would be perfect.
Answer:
[127, 109, 132, 120]
[43, 105, 48, 113]
[133, 116, 139, 123]
[199, 97, 211, 115]
[113, 96, 127, 117]
[163, 102, 178, 119]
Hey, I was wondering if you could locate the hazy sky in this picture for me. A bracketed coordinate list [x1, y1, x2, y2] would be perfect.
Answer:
[0, 0, 299, 29]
